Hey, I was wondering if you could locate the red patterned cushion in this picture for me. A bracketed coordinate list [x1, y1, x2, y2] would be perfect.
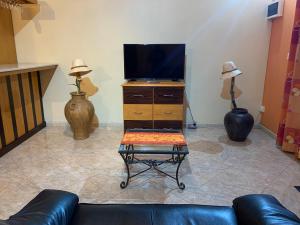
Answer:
[121, 132, 187, 146]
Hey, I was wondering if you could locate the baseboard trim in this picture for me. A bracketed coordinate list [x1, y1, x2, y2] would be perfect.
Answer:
[46, 121, 68, 127]
[186, 123, 261, 129]
[46, 122, 124, 128]
[258, 124, 276, 138]
[46, 122, 264, 129]
[100, 123, 123, 127]
[194, 124, 223, 128]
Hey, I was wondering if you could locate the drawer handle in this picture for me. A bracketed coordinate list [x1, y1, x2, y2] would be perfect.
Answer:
[164, 112, 173, 115]
[134, 112, 143, 115]
[163, 94, 174, 97]
[132, 94, 144, 97]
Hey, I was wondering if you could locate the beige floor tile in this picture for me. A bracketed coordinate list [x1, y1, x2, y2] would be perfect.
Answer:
[0, 126, 299, 219]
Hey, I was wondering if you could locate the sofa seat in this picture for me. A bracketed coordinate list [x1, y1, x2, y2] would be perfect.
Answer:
[0, 190, 299, 225]
[71, 204, 237, 225]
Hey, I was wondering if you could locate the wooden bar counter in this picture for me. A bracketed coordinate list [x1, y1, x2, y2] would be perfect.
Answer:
[0, 64, 57, 157]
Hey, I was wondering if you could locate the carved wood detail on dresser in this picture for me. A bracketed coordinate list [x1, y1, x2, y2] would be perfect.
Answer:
[122, 81, 185, 131]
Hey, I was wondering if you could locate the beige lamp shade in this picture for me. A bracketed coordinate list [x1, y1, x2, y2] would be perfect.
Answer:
[69, 59, 92, 76]
[80, 77, 99, 97]
[221, 61, 242, 80]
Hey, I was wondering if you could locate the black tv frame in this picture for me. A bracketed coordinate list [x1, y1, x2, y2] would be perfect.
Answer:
[123, 44, 186, 81]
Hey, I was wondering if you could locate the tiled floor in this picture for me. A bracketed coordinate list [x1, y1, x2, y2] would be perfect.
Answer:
[0, 126, 299, 219]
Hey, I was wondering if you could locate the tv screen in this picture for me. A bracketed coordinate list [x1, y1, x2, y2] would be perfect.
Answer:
[124, 44, 185, 80]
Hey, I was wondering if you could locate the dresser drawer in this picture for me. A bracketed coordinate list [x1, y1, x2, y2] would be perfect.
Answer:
[124, 120, 153, 130]
[124, 104, 153, 120]
[154, 121, 183, 129]
[123, 87, 153, 104]
[154, 87, 184, 104]
[153, 104, 183, 120]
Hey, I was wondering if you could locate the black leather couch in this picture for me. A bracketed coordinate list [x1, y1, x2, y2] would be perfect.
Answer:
[0, 189, 299, 225]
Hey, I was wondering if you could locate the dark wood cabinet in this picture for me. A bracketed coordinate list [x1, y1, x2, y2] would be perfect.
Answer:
[123, 87, 153, 104]
[154, 87, 184, 104]
[124, 120, 153, 129]
[153, 120, 183, 129]
[122, 81, 185, 131]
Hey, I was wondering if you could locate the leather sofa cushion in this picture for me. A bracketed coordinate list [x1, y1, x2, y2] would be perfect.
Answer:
[6, 189, 79, 225]
[71, 204, 238, 225]
[233, 194, 300, 225]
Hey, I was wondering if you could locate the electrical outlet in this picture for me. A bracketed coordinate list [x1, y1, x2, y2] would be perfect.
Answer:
[259, 105, 266, 113]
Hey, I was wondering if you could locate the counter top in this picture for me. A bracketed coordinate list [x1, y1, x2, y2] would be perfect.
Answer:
[0, 63, 58, 77]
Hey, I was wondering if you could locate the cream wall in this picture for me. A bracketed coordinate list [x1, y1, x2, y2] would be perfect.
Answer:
[12, 0, 271, 125]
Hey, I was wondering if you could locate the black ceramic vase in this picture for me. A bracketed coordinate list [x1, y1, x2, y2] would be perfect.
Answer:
[224, 108, 254, 142]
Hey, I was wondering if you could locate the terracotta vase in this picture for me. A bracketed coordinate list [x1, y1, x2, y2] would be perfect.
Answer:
[65, 92, 95, 140]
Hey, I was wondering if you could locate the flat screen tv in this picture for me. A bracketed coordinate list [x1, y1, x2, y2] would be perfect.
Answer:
[124, 44, 185, 80]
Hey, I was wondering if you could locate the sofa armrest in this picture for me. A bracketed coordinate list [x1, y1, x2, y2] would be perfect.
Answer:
[233, 194, 300, 225]
[5, 189, 79, 225]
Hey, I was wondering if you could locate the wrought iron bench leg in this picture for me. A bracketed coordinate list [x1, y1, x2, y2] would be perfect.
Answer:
[120, 153, 130, 189]
[176, 154, 186, 190]
[119, 143, 187, 190]
[152, 153, 186, 190]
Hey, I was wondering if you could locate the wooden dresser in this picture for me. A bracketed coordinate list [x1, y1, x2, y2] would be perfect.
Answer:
[122, 81, 185, 130]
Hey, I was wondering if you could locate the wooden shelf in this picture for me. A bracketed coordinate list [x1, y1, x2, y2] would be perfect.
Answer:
[0, 64, 57, 77]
